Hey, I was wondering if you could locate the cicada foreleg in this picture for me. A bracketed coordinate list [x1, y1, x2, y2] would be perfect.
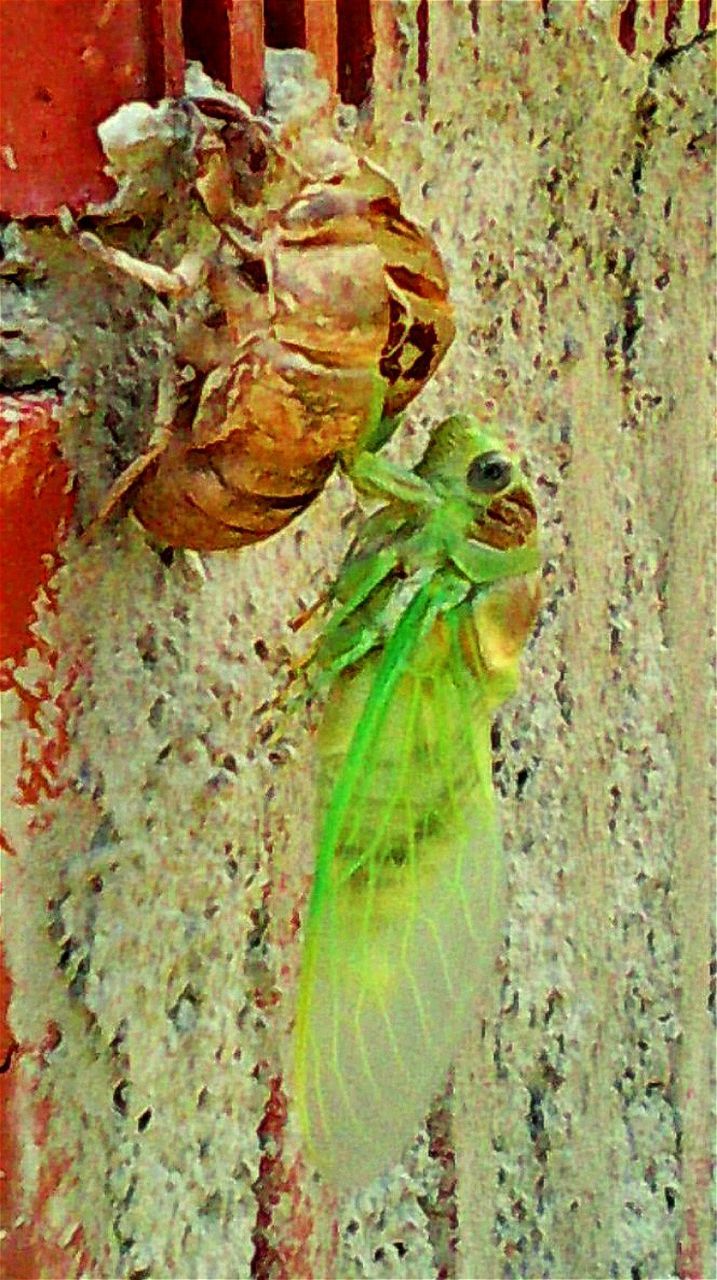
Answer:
[79, 426, 175, 544]
[76, 231, 207, 299]
[270, 544, 402, 733]
[450, 538, 541, 587]
[348, 450, 438, 511]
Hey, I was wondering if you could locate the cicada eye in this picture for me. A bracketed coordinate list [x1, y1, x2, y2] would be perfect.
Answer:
[466, 450, 513, 494]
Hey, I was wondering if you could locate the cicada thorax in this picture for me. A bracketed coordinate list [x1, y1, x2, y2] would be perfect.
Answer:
[117, 107, 455, 549]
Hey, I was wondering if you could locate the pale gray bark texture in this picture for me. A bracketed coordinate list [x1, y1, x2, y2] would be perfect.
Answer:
[2, 3, 714, 1278]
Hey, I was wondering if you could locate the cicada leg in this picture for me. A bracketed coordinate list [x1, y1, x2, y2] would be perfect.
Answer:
[221, 222, 264, 259]
[324, 545, 400, 633]
[359, 412, 404, 455]
[76, 232, 207, 298]
[288, 595, 329, 633]
[450, 538, 541, 586]
[270, 543, 401, 729]
[79, 426, 175, 544]
[273, 624, 384, 733]
[349, 450, 438, 511]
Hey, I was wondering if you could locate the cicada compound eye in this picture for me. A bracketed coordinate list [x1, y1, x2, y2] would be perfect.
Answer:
[466, 450, 513, 494]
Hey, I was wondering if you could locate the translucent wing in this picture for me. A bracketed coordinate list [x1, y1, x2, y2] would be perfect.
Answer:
[293, 581, 511, 1188]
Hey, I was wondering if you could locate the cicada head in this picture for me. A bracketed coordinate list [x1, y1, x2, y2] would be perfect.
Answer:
[416, 412, 538, 550]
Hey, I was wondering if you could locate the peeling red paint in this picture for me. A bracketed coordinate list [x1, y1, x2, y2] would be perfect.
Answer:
[0, 428, 80, 1276]
[0, 395, 74, 669]
[0, 1026, 91, 1280]
[337, 0, 374, 106]
[0, 1, 190, 1260]
[0, 953, 83, 1277]
[417, 0, 430, 84]
[677, 1204, 704, 1279]
[618, 0, 639, 54]
[227, 0, 265, 108]
[16, 661, 83, 816]
[264, 0, 306, 51]
[251, 1073, 332, 1280]
[305, 0, 339, 92]
[146, 0, 185, 99]
[1, 664, 85, 1279]
[0, 2, 159, 215]
[184, 0, 236, 98]
[425, 1081, 459, 1280]
[664, 0, 685, 44]
[676, 1154, 714, 1279]
[369, 0, 403, 89]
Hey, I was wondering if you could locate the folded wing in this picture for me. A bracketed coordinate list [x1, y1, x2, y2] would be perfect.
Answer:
[294, 592, 506, 1187]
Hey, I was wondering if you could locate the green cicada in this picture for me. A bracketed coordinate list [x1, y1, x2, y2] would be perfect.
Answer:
[293, 413, 541, 1188]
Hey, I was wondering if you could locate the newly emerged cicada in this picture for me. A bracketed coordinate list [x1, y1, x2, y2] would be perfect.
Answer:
[291, 414, 541, 1187]
[79, 64, 454, 549]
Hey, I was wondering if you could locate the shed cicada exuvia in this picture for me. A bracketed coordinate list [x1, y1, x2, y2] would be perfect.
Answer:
[77, 71, 455, 549]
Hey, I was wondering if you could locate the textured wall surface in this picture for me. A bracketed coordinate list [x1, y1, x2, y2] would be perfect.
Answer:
[2, 3, 714, 1278]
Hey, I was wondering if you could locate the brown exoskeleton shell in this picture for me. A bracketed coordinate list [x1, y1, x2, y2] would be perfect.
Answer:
[82, 83, 455, 550]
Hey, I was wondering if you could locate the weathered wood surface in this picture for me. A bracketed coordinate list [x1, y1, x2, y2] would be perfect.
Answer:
[2, 3, 714, 1277]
